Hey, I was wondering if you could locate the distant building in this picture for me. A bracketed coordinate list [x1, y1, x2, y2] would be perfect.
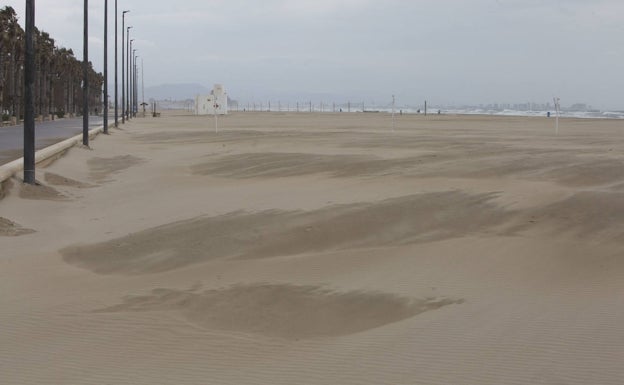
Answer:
[195, 84, 228, 115]
[569, 103, 589, 112]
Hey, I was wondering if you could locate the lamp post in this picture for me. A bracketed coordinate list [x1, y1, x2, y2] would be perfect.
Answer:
[114, 1, 119, 127]
[141, 58, 145, 117]
[82, 0, 89, 146]
[121, 11, 129, 123]
[132, 50, 137, 117]
[103, 0, 108, 134]
[127, 33, 133, 121]
[134, 54, 139, 116]
[24, 0, 35, 184]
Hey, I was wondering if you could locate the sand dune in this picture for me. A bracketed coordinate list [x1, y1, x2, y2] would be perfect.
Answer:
[62, 191, 510, 275]
[508, 191, 624, 242]
[190, 152, 425, 178]
[87, 154, 145, 182]
[95, 283, 463, 339]
[2, 111, 624, 384]
[540, 158, 624, 187]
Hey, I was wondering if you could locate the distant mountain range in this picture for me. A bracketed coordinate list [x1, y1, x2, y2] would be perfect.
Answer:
[144, 83, 212, 101]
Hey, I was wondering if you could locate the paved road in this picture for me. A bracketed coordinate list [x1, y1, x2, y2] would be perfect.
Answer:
[0, 116, 105, 165]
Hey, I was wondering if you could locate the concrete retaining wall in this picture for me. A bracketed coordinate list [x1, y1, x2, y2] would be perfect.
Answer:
[0, 126, 104, 184]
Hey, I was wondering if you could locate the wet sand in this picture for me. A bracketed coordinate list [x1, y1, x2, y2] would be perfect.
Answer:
[1, 111, 624, 384]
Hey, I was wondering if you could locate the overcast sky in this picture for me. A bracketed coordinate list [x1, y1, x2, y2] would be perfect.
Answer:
[4, 0, 624, 109]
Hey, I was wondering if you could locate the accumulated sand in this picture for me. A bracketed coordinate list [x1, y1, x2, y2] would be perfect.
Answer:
[61, 191, 509, 275]
[2, 111, 624, 385]
[87, 154, 145, 182]
[44, 172, 94, 188]
[94, 283, 462, 340]
[18, 180, 68, 201]
[0, 216, 35, 236]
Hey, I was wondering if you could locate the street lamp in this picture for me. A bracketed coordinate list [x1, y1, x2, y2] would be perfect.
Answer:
[127, 32, 133, 121]
[141, 58, 145, 117]
[114, 2, 120, 127]
[121, 10, 129, 123]
[24, 0, 35, 184]
[103, 0, 108, 134]
[134, 54, 139, 117]
[132, 49, 137, 117]
[82, 0, 89, 146]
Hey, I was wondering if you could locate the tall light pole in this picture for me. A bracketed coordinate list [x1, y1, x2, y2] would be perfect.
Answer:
[82, 0, 89, 146]
[141, 57, 145, 117]
[134, 54, 139, 117]
[114, 1, 119, 127]
[132, 55, 136, 117]
[121, 10, 129, 124]
[24, 0, 35, 184]
[103, 0, 108, 134]
[132, 49, 137, 117]
[127, 32, 132, 121]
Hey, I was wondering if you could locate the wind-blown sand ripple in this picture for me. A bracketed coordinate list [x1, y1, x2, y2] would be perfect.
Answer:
[87, 155, 144, 182]
[509, 191, 624, 242]
[540, 158, 624, 187]
[191, 152, 421, 178]
[134, 129, 352, 146]
[44, 172, 95, 188]
[61, 191, 511, 275]
[95, 283, 463, 339]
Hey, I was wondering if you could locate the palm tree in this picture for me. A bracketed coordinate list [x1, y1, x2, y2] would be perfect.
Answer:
[38, 31, 55, 119]
[8, 16, 24, 122]
[57, 47, 78, 116]
[53, 47, 71, 117]
[35, 29, 55, 119]
[84, 60, 103, 115]
[70, 54, 81, 116]
[94, 71, 104, 114]
[0, 6, 20, 120]
[0, 6, 103, 123]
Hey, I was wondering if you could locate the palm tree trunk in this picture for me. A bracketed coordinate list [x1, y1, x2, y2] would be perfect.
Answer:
[0, 49, 5, 115]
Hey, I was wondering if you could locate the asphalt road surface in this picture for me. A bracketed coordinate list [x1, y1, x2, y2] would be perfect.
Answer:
[0, 115, 105, 166]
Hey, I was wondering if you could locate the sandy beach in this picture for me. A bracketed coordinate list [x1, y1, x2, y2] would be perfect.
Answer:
[1, 111, 623, 384]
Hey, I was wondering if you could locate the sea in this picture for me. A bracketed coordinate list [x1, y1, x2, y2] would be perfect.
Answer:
[365, 107, 624, 120]
[167, 99, 624, 119]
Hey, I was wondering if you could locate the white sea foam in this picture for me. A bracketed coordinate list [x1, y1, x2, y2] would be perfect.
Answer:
[365, 107, 624, 119]
[228, 101, 624, 119]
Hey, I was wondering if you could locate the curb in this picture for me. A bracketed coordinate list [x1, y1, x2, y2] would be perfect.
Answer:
[0, 125, 105, 184]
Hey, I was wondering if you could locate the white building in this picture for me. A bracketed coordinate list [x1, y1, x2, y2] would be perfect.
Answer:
[195, 84, 228, 115]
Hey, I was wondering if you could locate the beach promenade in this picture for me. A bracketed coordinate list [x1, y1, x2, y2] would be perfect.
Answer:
[1, 111, 623, 384]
